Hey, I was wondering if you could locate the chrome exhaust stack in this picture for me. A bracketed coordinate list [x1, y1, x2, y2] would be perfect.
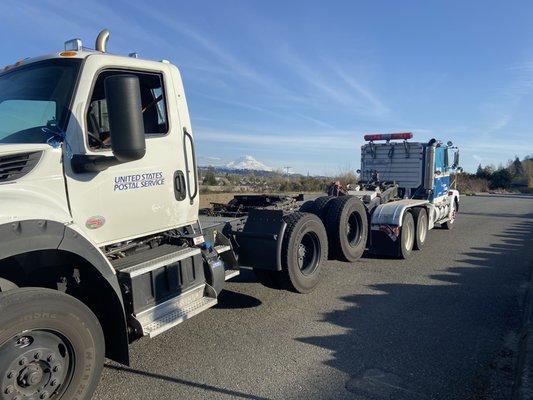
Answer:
[95, 29, 110, 53]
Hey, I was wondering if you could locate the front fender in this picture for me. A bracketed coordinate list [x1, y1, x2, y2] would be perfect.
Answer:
[0, 190, 71, 226]
[0, 219, 129, 364]
[449, 189, 460, 210]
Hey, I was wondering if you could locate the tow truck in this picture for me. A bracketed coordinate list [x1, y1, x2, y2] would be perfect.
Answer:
[0, 30, 460, 400]
[205, 133, 461, 262]
[298, 132, 461, 259]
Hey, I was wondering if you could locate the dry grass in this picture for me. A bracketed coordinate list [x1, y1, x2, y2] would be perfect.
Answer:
[455, 175, 489, 194]
[199, 192, 244, 208]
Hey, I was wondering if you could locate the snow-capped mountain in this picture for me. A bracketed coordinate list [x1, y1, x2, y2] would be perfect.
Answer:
[225, 155, 272, 171]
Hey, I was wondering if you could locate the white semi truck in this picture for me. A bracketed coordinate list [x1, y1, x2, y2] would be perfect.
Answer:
[0, 31, 460, 400]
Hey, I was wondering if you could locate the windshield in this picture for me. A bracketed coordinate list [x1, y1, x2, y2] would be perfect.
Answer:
[0, 58, 81, 144]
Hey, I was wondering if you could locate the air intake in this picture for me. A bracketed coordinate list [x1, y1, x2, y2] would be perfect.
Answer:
[0, 152, 42, 183]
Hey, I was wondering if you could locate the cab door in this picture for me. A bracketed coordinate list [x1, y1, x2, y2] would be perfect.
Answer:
[64, 55, 193, 245]
[433, 147, 451, 202]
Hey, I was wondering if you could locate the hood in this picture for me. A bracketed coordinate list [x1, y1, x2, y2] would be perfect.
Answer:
[0, 144, 72, 225]
[0, 143, 52, 156]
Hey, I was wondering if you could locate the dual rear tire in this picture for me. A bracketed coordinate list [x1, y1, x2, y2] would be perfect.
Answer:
[323, 196, 368, 262]
[300, 196, 369, 262]
[256, 196, 369, 293]
[412, 207, 428, 251]
[395, 212, 415, 259]
[299, 196, 335, 218]
[254, 212, 328, 293]
[392, 208, 428, 258]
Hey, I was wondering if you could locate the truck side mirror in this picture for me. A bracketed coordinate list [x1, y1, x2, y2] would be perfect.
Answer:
[105, 74, 146, 162]
[453, 150, 460, 169]
[71, 75, 146, 173]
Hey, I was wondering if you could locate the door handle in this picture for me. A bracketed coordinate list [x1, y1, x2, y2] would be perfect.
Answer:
[183, 128, 198, 205]
[173, 170, 186, 201]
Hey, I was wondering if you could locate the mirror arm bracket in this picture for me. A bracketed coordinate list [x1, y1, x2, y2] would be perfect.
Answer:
[71, 154, 120, 173]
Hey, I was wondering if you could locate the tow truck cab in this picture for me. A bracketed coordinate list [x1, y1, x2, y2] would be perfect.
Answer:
[352, 133, 461, 257]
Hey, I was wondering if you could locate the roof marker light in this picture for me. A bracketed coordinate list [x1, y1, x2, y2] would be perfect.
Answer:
[60, 51, 77, 57]
[364, 132, 413, 141]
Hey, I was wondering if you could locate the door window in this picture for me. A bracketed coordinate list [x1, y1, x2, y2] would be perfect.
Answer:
[87, 70, 168, 149]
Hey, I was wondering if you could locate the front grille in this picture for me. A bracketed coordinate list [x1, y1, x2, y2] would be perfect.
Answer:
[0, 151, 42, 183]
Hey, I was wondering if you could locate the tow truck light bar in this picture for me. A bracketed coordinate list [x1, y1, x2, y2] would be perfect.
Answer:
[364, 132, 413, 141]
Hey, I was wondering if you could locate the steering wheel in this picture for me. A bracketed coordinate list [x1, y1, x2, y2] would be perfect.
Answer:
[87, 130, 105, 148]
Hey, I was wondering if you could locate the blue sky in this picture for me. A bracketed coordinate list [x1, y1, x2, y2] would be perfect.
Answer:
[0, 0, 531, 174]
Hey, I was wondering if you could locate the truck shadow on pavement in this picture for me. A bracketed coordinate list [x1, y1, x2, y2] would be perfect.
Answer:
[214, 288, 262, 310]
[460, 211, 533, 219]
[297, 218, 533, 400]
[104, 364, 272, 400]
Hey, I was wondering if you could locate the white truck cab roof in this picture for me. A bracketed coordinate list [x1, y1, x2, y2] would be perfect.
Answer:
[2, 50, 175, 75]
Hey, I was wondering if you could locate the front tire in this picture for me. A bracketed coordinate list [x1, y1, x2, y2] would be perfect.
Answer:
[0, 288, 105, 400]
[442, 199, 457, 230]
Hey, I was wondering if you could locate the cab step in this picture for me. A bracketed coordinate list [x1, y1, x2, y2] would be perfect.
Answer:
[112, 244, 201, 277]
[224, 268, 240, 281]
[136, 283, 217, 338]
[214, 244, 231, 254]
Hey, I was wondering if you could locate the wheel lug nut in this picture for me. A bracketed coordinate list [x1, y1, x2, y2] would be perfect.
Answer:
[47, 354, 55, 363]
[6, 370, 15, 379]
[50, 379, 57, 387]
[39, 392, 49, 399]
[18, 357, 27, 366]
[4, 385, 14, 394]
[52, 365, 60, 373]
[34, 352, 41, 360]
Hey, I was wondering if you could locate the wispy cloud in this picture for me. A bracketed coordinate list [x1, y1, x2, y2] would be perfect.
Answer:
[292, 112, 336, 129]
[479, 60, 533, 133]
[195, 128, 362, 152]
[192, 91, 289, 120]
[126, 4, 306, 103]
[485, 114, 511, 133]
[277, 45, 390, 118]
[329, 64, 389, 117]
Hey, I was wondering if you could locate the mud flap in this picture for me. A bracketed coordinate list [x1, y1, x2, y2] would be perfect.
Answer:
[370, 227, 398, 257]
[233, 209, 287, 271]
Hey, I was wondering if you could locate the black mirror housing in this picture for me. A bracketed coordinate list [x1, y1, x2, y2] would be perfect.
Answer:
[453, 150, 460, 169]
[105, 74, 146, 162]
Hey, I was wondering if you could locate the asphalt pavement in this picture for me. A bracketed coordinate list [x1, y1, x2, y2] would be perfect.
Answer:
[93, 194, 533, 400]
